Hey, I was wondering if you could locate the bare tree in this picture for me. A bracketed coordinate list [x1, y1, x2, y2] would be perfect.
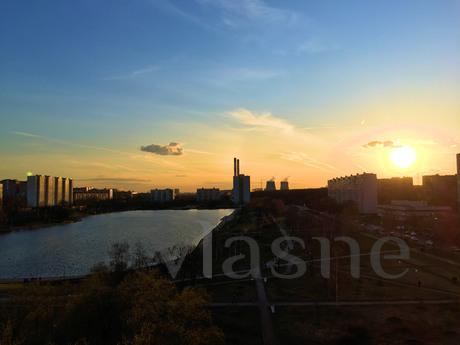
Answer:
[109, 242, 130, 273]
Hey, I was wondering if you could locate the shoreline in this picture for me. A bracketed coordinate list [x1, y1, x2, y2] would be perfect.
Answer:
[0, 206, 235, 235]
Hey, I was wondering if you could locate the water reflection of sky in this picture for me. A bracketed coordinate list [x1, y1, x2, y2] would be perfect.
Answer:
[0, 209, 232, 279]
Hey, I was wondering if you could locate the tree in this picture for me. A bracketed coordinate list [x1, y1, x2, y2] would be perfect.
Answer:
[132, 242, 149, 270]
[109, 242, 131, 273]
[118, 272, 224, 345]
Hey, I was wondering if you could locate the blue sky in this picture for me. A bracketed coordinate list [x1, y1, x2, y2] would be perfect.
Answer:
[1, 0, 459, 190]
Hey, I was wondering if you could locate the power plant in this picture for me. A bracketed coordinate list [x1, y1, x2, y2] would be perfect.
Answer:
[280, 180, 289, 191]
[265, 179, 276, 191]
[232, 158, 250, 205]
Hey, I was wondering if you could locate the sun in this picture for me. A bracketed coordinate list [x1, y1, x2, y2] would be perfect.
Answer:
[390, 146, 417, 169]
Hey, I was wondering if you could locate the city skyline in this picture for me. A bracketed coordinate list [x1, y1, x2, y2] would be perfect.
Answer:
[1, 0, 459, 192]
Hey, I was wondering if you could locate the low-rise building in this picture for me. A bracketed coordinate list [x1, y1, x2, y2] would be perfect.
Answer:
[378, 200, 452, 221]
[328, 173, 378, 214]
[197, 188, 220, 202]
[73, 187, 114, 203]
[151, 189, 175, 203]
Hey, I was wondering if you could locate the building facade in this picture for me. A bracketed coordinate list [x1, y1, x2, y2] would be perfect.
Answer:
[232, 158, 251, 205]
[151, 189, 175, 203]
[377, 177, 414, 203]
[328, 173, 378, 214]
[73, 187, 114, 203]
[197, 188, 220, 202]
[27, 175, 73, 208]
[1, 179, 27, 208]
[422, 174, 457, 209]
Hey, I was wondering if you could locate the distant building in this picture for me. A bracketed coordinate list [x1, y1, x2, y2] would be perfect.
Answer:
[197, 188, 220, 202]
[328, 173, 378, 214]
[422, 174, 457, 209]
[280, 181, 289, 191]
[27, 175, 73, 208]
[62, 178, 73, 206]
[265, 180, 276, 191]
[175, 192, 196, 202]
[378, 200, 452, 221]
[74, 187, 114, 203]
[232, 158, 250, 205]
[113, 190, 136, 200]
[457, 153, 460, 213]
[174, 189, 180, 196]
[54, 177, 63, 205]
[151, 189, 175, 203]
[1, 179, 27, 208]
[377, 177, 414, 204]
[27, 175, 46, 208]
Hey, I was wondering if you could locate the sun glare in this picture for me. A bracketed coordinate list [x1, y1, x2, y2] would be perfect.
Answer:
[390, 146, 417, 169]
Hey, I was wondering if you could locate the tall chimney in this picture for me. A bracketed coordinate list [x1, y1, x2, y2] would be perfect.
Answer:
[237, 159, 240, 176]
[233, 158, 237, 176]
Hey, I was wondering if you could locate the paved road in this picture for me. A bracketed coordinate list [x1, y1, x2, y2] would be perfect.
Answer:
[361, 232, 460, 268]
[210, 299, 458, 307]
[254, 267, 278, 345]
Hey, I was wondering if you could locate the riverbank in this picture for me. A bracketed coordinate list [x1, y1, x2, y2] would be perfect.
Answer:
[0, 204, 235, 234]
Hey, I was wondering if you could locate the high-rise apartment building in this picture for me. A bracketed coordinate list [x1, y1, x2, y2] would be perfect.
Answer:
[422, 174, 457, 208]
[197, 188, 221, 202]
[151, 189, 175, 203]
[1, 179, 27, 208]
[27, 175, 73, 208]
[328, 173, 378, 214]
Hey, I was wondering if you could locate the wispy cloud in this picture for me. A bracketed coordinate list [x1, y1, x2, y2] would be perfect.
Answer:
[228, 108, 294, 132]
[186, 148, 215, 155]
[195, 0, 299, 26]
[281, 151, 338, 172]
[208, 67, 283, 86]
[297, 38, 340, 54]
[77, 177, 151, 183]
[64, 159, 140, 173]
[12, 131, 132, 155]
[150, 0, 216, 30]
[102, 65, 161, 81]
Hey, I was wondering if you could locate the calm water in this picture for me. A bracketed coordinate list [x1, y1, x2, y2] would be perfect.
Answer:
[0, 209, 233, 279]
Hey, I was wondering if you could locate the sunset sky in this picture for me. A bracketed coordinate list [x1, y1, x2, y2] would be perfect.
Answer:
[1, 0, 459, 191]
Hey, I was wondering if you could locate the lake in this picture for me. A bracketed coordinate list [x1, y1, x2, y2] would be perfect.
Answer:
[0, 209, 233, 279]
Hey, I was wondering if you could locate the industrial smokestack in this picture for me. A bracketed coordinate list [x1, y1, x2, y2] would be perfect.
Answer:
[237, 159, 240, 176]
[233, 158, 237, 176]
